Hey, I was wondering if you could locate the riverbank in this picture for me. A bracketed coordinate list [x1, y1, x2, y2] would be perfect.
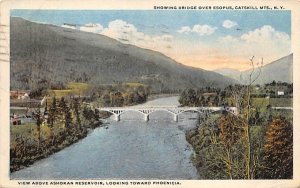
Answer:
[10, 121, 103, 172]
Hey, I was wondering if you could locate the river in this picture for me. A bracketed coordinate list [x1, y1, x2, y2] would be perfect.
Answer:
[11, 96, 199, 179]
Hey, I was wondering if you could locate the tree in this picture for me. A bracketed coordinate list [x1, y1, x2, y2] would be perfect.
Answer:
[263, 116, 293, 179]
[58, 97, 72, 129]
[127, 92, 135, 105]
[137, 85, 147, 102]
[34, 106, 43, 150]
[213, 96, 219, 106]
[101, 92, 111, 106]
[48, 97, 57, 128]
[196, 56, 264, 179]
[29, 86, 47, 98]
[225, 57, 263, 179]
[64, 104, 72, 129]
[179, 88, 197, 106]
[94, 109, 100, 122]
[218, 114, 247, 179]
[186, 113, 250, 179]
[199, 96, 205, 106]
[72, 98, 81, 129]
[113, 91, 124, 106]
[243, 57, 263, 179]
[83, 105, 96, 124]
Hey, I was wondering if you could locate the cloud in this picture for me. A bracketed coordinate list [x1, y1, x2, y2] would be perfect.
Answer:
[177, 24, 217, 36]
[192, 25, 217, 36]
[101, 19, 142, 44]
[177, 26, 191, 34]
[79, 23, 103, 33]
[240, 25, 289, 43]
[222, 20, 237, 29]
[218, 25, 290, 66]
[74, 19, 173, 51]
[61, 24, 76, 29]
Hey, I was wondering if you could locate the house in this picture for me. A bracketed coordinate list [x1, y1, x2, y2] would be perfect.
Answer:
[10, 118, 22, 125]
[20, 93, 30, 100]
[10, 90, 30, 100]
[277, 91, 284, 96]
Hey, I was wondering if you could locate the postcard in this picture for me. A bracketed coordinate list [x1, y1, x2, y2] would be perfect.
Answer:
[0, 0, 299, 187]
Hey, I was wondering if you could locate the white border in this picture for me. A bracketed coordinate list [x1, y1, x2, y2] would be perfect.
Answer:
[1, 0, 299, 187]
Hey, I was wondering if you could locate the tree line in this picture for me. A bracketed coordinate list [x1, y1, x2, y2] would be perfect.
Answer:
[10, 97, 101, 172]
[179, 87, 225, 107]
[183, 83, 293, 179]
[90, 84, 149, 107]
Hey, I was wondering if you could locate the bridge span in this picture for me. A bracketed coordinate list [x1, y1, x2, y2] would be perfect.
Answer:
[97, 106, 237, 122]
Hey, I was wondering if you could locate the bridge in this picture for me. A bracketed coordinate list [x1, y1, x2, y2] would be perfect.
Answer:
[97, 106, 237, 122]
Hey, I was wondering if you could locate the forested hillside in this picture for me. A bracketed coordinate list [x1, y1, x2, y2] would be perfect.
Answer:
[10, 17, 236, 93]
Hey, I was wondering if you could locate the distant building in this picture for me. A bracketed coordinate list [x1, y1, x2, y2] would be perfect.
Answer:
[10, 90, 30, 100]
[264, 83, 292, 97]
[10, 118, 21, 125]
[20, 93, 30, 100]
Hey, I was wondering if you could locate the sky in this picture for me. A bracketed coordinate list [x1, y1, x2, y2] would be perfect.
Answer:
[11, 10, 291, 71]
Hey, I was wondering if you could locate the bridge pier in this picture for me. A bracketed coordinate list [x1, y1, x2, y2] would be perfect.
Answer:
[144, 114, 149, 122]
[174, 114, 178, 122]
[115, 114, 120, 121]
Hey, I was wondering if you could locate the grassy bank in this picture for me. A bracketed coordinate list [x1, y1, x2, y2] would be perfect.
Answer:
[10, 120, 102, 172]
[10, 96, 105, 173]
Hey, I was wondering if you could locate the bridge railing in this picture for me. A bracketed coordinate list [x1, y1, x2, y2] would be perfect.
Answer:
[96, 106, 238, 122]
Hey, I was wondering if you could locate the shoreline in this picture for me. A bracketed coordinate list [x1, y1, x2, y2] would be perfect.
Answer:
[10, 121, 103, 173]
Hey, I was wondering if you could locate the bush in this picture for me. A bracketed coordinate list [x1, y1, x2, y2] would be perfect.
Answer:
[262, 116, 293, 179]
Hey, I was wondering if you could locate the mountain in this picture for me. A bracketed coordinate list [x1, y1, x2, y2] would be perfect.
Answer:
[214, 54, 293, 85]
[10, 17, 236, 92]
[213, 68, 241, 81]
[241, 54, 293, 84]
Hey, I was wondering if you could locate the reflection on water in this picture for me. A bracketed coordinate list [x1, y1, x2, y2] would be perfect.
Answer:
[11, 96, 199, 179]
